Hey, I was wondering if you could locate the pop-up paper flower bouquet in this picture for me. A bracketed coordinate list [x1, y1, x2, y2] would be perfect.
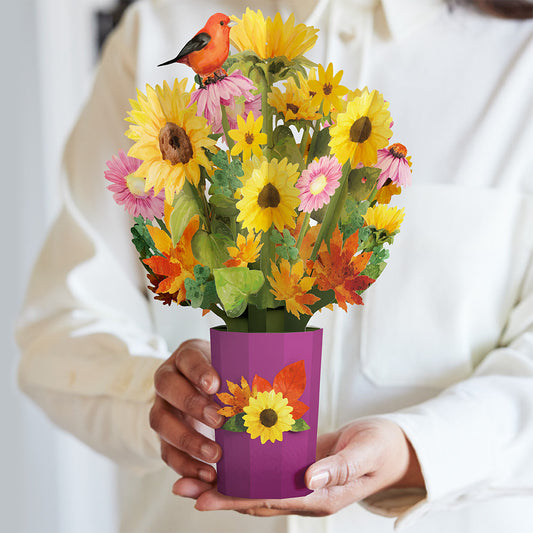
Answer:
[105, 9, 411, 499]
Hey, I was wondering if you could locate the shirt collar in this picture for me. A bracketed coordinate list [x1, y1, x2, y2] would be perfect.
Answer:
[380, 0, 447, 40]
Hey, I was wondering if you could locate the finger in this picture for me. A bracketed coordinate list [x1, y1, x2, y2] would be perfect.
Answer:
[195, 488, 311, 513]
[174, 339, 219, 395]
[149, 398, 221, 463]
[154, 365, 224, 428]
[173, 477, 215, 499]
[315, 431, 340, 461]
[160, 440, 217, 483]
[306, 434, 378, 490]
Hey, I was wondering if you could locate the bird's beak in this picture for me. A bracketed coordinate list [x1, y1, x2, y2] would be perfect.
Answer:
[228, 20, 237, 28]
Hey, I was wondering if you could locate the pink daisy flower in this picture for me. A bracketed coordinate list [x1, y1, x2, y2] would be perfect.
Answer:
[376, 143, 412, 189]
[297, 156, 342, 213]
[190, 70, 261, 137]
[104, 150, 165, 219]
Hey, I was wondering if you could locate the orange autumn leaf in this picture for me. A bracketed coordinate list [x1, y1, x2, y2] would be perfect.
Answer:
[143, 217, 200, 305]
[252, 375, 272, 395]
[223, 232, 263, 268]
[273, 360, 306, 404]
[289, 399, 309, 420]
[310, 227, 375, 311]
[216, 377, 252, 417]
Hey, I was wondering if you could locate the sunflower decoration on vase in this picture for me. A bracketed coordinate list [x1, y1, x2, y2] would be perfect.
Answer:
[104, 9, 412, 499]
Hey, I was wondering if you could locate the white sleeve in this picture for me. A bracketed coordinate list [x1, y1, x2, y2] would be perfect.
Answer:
[367, 252, 533, 526]
[16, 4, 168, 474]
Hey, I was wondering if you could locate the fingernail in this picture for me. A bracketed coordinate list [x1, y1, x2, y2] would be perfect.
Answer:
[204, 405, 223, 427]
[198, 469, 214, 483]
[201, 443, 218, 461]
[309, 470, 329, 490]
[201, 374, 214, 393]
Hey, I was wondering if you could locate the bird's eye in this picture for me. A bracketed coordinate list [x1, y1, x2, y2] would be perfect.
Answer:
[220, 20, 225, 26]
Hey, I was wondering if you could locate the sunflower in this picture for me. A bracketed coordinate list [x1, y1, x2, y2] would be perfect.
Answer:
[229, 112, 267, 161]
[308, 63, 349, 117]
[230, 9, 318, 60]
[363, 205, 405, 233]
[329, 88, 392, 168]
[243, 390, 295, 444]
[126, 80, 216, 204]
[236, 157, 300, 233]
[268, 75, 321, 122]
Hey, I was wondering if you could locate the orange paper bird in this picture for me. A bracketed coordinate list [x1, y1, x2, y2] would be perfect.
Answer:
[158, 13, 233, 85]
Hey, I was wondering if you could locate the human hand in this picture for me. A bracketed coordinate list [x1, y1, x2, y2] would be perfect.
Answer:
[173, 418, 424, 516]
[149, 339, 225, 486]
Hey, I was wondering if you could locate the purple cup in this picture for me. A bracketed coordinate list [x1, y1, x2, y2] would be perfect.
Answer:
[210, 327, 323, 499]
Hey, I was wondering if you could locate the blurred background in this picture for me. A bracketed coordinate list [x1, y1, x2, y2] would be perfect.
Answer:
[2, 1, 135, 531]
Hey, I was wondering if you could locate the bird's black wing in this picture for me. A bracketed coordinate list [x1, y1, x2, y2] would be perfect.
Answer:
[158, 32, 211, 66]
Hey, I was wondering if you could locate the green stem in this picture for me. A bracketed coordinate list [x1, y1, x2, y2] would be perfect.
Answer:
[209, 304, 228, 322]
[300, 124, 310, 157]
[310, 161, 351, 260]
[258, 67, 274, 148]
[295, 212, 311, 251]
[221, 104, 235, 152]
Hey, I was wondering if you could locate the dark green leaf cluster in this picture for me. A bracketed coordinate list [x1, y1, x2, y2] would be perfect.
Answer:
[271, 229, 299, 262]
[208, 151, 244, 198]
[131, 216, 162, 264]
[340, 198, 370, 240]
[184, 265, 218, 309]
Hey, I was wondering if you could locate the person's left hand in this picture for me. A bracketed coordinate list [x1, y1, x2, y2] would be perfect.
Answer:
[172, 418, 425, 516]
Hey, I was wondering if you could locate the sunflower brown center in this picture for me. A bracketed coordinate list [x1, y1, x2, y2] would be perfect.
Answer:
[245, 132, 255, 145]
[158, 122, 193, 165]
[323, 83, 333, 95]
[260, 408, 278, 428]
[257, 183, 281, 209]
[350, 116, 372, 144]
[286, 103, 300, 114]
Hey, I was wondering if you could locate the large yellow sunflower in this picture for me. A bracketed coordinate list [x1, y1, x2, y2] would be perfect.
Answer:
[268, 75, 321, 122]
[236, 157, 300, 233]
[243, 390, 295, 444]
[230, 9, 318, 60]
[329, 88, 392, 168]
[126, 80, 216, 204]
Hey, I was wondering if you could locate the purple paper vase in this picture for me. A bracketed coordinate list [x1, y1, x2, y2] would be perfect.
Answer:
[210, 327, 323, 499]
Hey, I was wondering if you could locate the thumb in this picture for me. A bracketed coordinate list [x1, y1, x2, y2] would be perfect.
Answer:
[306, 437, 376, 490]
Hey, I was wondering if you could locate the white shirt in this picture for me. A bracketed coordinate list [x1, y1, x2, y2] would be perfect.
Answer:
[16, 0, 533, 531]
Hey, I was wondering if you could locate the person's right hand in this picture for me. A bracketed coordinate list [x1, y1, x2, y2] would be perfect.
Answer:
[149, 339, 224, 487]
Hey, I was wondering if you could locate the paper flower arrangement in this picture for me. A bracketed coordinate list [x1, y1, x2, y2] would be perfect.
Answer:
[105, 8, 412, 333]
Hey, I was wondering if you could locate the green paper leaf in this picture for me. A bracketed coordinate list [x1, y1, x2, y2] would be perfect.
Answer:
[290, 419, 311, 432]
[131, 216, 161, 260]
[208, 152, 244, 198]
[222, 412, 246, 432]
[271, 125, 305, 170]
[170, 181, 204, 246]
[184, 266, 218, 309]
[213, 267, 265, 318]
[340, 198, 370, 240]
[209, 194, 239, 217]
[347, 167, 382, 201]
[307, 127, 331, 163]
[271, 229, 299, 262]
[191, 231, 232, 270]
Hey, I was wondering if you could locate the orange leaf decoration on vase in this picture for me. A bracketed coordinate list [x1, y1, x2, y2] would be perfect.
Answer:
[216, 376, 252, 417]
[252, 360, 309, 420]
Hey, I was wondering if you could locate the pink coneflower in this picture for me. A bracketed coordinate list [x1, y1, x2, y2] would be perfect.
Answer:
[376, 143, 412, 189]
[104, 150, 165, 219]
[296, 156, 342, 213]
[190, 70, 261, 136]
